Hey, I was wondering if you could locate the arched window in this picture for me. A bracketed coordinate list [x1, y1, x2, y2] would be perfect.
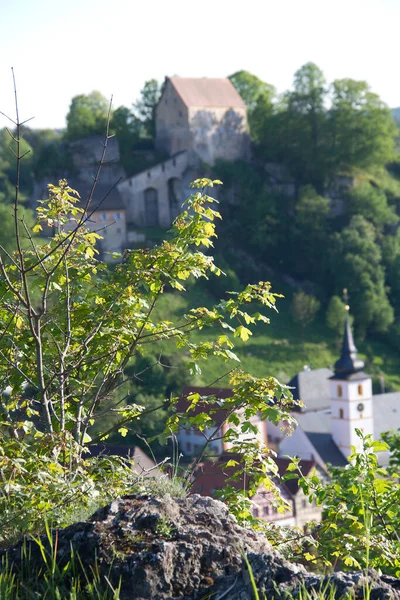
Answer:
[339, 408, 344, 419]
[144, 188, 159, 227]
[337, 385, 343, 398]
[358, 384, 363, 396]
[168, 178, 181, 221]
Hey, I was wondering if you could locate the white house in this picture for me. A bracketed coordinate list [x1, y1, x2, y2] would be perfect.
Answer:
[278, 317, 399, 468]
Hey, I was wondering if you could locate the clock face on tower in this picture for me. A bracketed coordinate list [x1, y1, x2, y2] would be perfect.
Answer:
[357, 403, 364, 412]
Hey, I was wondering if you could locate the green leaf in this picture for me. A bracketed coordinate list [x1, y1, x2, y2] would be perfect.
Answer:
[234, 326, 252, 342]
[370, 440, 389, 452]
[118, 427, 128, 437]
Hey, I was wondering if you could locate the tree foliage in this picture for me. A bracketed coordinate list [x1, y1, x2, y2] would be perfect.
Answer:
[0, 115, 297, 543]
[291, 432, 400, 575]
[291, 291, 320, 333]
[326, 296, 350, 338]
[66, 91, 110, 141]
[132, 79, 161, 140]
[331, 216, 394, 336]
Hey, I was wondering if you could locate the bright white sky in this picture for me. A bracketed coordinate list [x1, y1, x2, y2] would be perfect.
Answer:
[1, 0, 399, 130]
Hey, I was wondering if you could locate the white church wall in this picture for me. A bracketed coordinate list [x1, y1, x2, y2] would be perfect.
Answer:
[279, 426, 326, 469]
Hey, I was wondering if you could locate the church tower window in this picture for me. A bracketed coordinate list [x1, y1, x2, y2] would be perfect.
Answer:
[339, 408, 344, 419]
[358, 384, 363, 396]
[337, 385, 342, 397]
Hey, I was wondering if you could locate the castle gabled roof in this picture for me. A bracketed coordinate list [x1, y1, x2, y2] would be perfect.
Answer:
[168, 77, 246, 109]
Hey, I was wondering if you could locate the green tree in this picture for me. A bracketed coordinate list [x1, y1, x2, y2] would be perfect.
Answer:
[329, 78, 397, 171]
[291, 290, 320, 336]
[326, 295, 350, 338]
[0, 117, 297, 539]
[347, 181, 398, 230]
[22, 127, 71, 180]
[66, 91, 110, 141]
[229, 70, 275, 111]
[293, 432, 400, 574]
[132, 79, 161, 140]
[254, 63, 329, 190]
[293, 186, 330, 279]
[111, 105, 141, 173]
[331, 215, 394, 336]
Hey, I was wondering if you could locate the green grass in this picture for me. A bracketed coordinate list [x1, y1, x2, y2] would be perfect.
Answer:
[154, 278, 400, 391]
[0, 532, 121, 599]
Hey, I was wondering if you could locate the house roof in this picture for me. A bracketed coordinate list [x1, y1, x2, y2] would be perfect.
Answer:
[373, 391, 400, 438]
[288, 368, 333, 413]
[177, 386, 234, 426]
[295, 410, 348, 467]
[275, 457, 323, 495]
[88, 444, 163, 478]
[168, 77, 246, 109]
[68, 180, 126, 212]
[190, 456, 293, 502]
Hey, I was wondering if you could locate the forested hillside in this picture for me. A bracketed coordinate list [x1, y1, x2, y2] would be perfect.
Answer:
[219, 65, 400, 344]
[1, 61, 400, 421]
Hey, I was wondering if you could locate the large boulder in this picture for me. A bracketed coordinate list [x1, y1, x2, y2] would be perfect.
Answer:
[3, 494, 400, 599]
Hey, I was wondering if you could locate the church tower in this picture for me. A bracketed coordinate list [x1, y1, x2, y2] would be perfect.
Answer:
[329, 317, 373, 459]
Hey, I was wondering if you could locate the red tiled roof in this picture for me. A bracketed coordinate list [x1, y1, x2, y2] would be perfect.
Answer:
[177, 386, 234, 426]
[190, 457, 293, 504]
[275, 457, 321, 495]
[169, 77, 246, 109]
[190, 456, 322, 499]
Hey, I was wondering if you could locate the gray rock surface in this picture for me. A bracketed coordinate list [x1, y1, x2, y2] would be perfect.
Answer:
[3, 494, 400, 599]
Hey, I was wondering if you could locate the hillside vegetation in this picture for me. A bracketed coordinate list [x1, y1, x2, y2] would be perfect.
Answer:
[155, 282, 400, 392]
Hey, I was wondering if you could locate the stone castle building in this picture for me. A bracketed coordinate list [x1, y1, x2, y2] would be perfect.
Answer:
[31, 78, 249, 258]
[155, 77, 249, 164]
[118, 77, 249, 230]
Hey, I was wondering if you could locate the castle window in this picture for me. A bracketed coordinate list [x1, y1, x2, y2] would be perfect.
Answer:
[337, 385, 343, 398]
[339, 408, 344, 419]
[263, 506, 269, 516]
[253, 507, 259, 518]
[358, 384, 363, 396]
[100, 213, 107, 221]
[186, 442, 191, 452]
[113, 212, 121, 221]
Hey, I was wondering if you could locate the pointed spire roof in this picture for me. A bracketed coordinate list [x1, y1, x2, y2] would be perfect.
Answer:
[332, 318, 365, 379]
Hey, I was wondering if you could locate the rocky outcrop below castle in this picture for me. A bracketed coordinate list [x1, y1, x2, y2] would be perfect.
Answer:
[3, 494, 400, 599]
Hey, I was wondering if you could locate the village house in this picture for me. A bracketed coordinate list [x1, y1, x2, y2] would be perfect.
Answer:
[61, 180, 128, 262]
[176, 386, 268, 457]
[190, 456, 325, 529]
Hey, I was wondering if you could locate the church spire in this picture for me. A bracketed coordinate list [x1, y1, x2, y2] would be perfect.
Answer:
[333, 316, 365, 378]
